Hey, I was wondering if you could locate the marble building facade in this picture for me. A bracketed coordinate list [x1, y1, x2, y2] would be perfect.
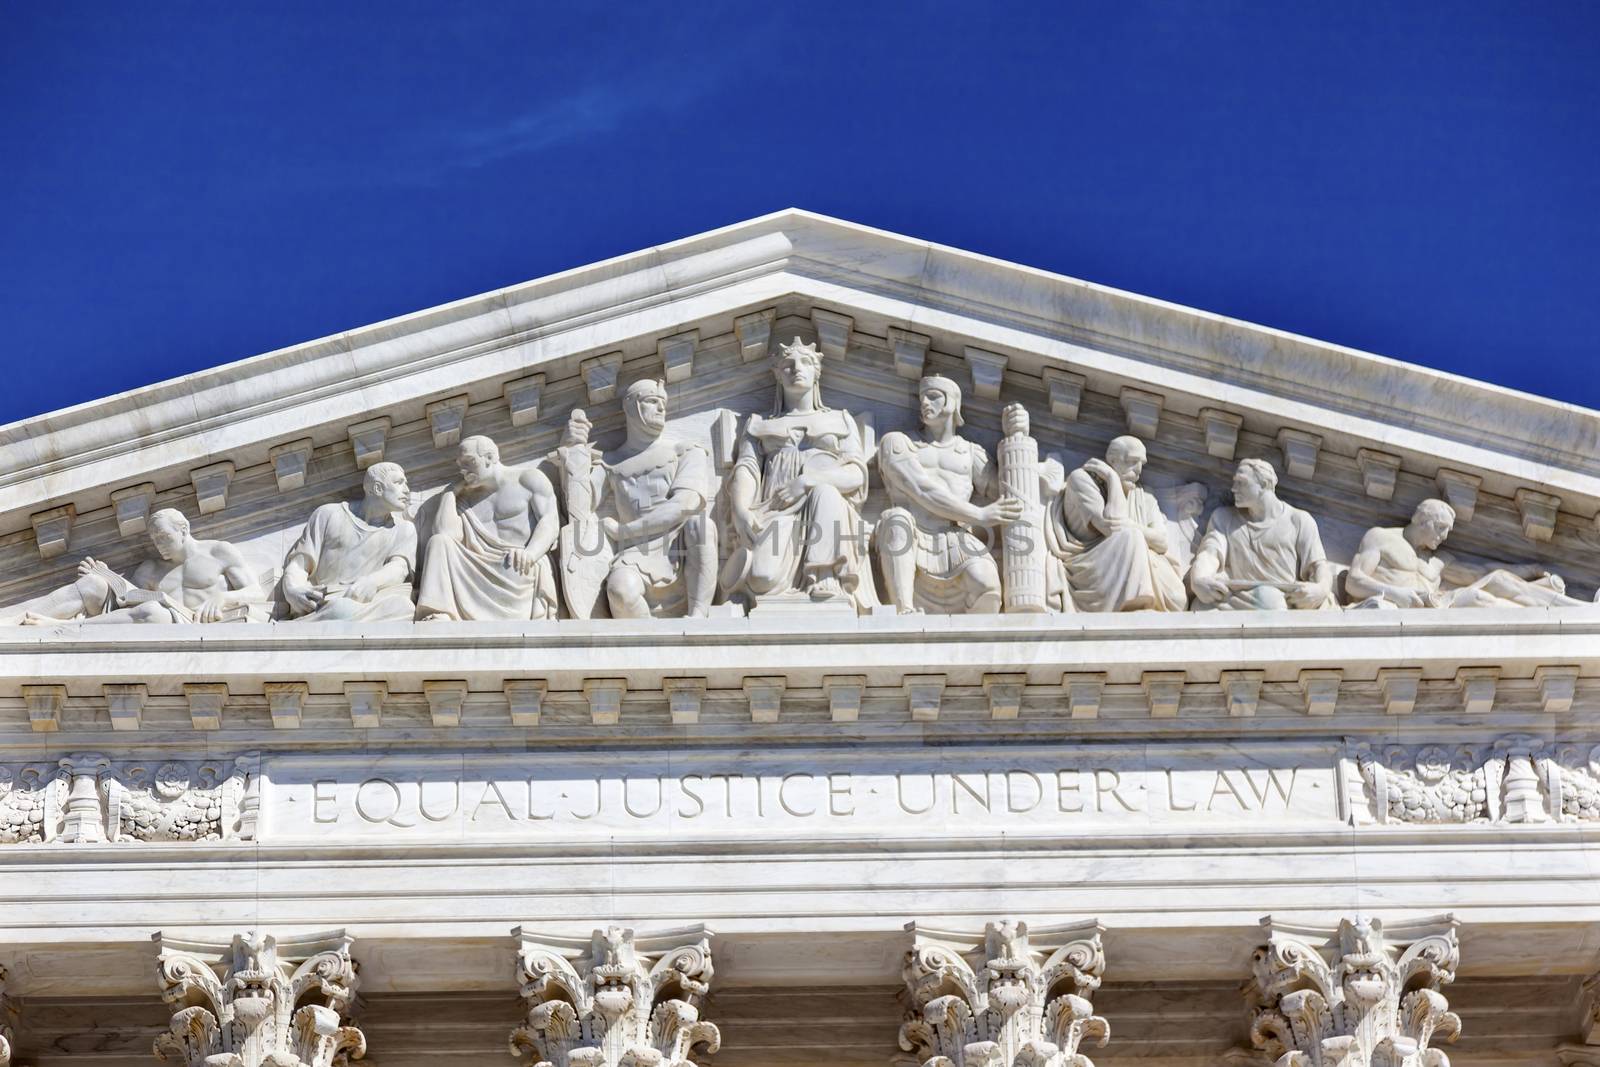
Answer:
[1, 210, 1599, 1066]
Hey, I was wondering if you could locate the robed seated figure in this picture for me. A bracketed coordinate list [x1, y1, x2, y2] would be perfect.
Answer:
[1046, 435, 1188, 611]
[17, 508, 266, 625]
[1346, 498, 1589, 609]
[720, 337, 878, 613]
[416, 435, 559, 622]
[876, 375, 1021, 614]
[280, 461, 419, 622]
[1189, 457, 1335, 611]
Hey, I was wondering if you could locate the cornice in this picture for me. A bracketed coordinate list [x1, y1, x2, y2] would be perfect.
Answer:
[5, 209, 1600, 531]
[0, 611, 1594, 745]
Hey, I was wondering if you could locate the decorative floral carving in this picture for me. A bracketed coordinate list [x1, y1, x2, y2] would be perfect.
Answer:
[1246, 915, 1460, 1067]
[510, 924, 720, 1067]
[1356, 745, 1490, 824]
[0, 764, 63, 844]
[152, 929, 365, 1067]
[103, 755, 257, 842]
[1550, 745, 1600, 822]
[0, 753, 258, 846]
[1351, 737, 1600, 826]
[898, 919, 1108, 1067]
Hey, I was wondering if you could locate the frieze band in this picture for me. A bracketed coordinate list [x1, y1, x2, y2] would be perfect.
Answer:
[8, 338, 1595, 628]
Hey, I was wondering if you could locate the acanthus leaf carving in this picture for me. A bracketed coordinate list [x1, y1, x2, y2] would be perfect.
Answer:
[153, 929, 364, 1067]
[510, 925, 719, 1067]
[899, 919, 1108, 1067]
[1245, 915, 1460, 1067]
[1, 963, 15, 1067]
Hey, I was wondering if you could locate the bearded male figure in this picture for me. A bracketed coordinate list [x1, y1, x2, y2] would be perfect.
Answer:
[1047, 435, 1187, 611]
[280, 461, 419, 622]
[17, 508, 264, 625]
[560, 379, 717, 618]
[1189, 457, 1334, 611]
[876, 375, 1022, 614]
[1346, 497, 1588, 609]
[416, 435, 559, 621]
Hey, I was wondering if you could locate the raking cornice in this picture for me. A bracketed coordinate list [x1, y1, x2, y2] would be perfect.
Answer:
[3, 209, 1598, 534]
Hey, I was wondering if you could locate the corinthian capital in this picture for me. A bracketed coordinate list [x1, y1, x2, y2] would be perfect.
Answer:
[152, 929, 365, 1067]
[1, 964, 15, 1067]
[1245, 915, 1460, 1067]
[510, 924, 720, 1067]
[899, 918, 1109, 1067]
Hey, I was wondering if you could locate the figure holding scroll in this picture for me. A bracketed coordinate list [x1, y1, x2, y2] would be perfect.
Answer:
[1189, 457, 1334, 611]
[876, 375, 1022, 614]
[416, 435, 559, 621]
[1046, 436, 1188, 612]
[17, 508, 265, 625]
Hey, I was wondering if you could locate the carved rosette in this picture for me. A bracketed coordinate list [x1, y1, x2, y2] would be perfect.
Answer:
[898, 919, 1109, 1067]
[509, 925, 720, 1067]
[152, 930, 365, 1067]
[1355, 745, 1492, 824]
[0, 753, 260, 846]
[1246, 916, 1460, 1067]
[103, 754, 257, 842]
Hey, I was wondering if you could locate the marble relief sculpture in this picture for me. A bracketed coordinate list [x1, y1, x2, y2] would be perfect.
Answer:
[876, 376, 1022, 614]
[720, 338, 877, 612]
[1045, 435, 1188, 612]
[1346, 498, 1587, 609]
[416, 435, 559, 622]
[511, 925, 720, 1067]
[12, 329, 1600, 629]
[559, 380, 717, 619]
[16, 508, 265, 626]
[280, 462, 418, 622]
[1189, 458, 1334, 611]
[1247, 917, 1461, 1067]
[153, 931, 365, 1067]
[900, 920, 1109, 1067]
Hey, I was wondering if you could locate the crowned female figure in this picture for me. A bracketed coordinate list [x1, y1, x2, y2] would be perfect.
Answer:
[720, 337, 878, 612]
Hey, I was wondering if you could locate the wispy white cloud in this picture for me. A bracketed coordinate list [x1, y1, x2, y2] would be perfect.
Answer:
[287, 62, 725, 190]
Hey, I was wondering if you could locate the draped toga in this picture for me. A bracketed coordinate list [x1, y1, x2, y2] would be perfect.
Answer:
[416, 505, 556, 621]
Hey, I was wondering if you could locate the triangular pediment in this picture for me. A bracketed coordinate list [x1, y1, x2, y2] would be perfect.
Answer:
[3, 208, 1598, 610]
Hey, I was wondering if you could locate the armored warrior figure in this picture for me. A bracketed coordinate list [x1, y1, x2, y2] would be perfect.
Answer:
[416, 435, 559, 621]
[1046, 435, 1188, 612]
[17, 508, 265, 625]
[280, 461, 419, 622]
[875, 375, 1022, 614]
[720, 337, 878, 612]
[1346, 498, 1588, 609]
[560, 380, 717, 618]
[1189, 457, 1334, 611]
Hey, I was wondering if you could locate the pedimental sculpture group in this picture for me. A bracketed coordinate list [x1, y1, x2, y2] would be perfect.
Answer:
[2, 211, 1599, 1067]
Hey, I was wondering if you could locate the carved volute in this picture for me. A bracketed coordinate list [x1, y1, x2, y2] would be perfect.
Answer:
[1246, 916, 1460, 1067]
[510, 925, 720, 1067]
[899, 919, 1109, 1067]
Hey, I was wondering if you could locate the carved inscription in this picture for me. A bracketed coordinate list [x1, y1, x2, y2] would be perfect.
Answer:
[266, 750, 1333, 840]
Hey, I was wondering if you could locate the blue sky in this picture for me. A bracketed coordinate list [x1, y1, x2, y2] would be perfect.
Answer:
[3, 2, 1597, 425]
